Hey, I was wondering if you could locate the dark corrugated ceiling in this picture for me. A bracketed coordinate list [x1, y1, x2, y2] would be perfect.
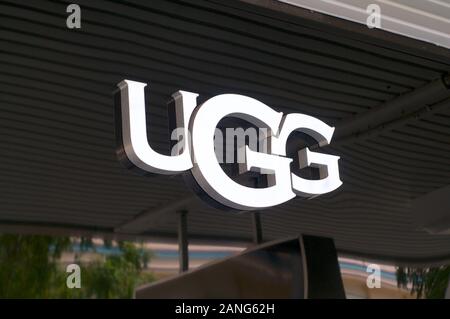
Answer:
[0, 0, 449, 265]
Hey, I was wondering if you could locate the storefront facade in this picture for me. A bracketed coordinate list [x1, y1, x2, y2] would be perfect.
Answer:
[0, 0, 450, 298]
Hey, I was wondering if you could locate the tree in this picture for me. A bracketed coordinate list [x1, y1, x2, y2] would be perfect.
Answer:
[60, 241, 154, 298]
[0, 234, 70, 298]
[396, 266, 450, 299]
[0, 234, 154, 298]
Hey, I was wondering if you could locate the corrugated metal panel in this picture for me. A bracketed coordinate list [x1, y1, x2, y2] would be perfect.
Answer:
[0, 0, 449, 265]
[278, 0, 450, 49]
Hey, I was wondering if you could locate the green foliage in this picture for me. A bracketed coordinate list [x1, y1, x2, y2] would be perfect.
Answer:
[0, 234, 154, 298]
[396, 266, 450, 299]
[60, 241, 154, 298]
[0, 234, 70, 298]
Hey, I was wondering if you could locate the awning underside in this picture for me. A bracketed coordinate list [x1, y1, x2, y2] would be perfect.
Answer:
[0, 0, 449, 265]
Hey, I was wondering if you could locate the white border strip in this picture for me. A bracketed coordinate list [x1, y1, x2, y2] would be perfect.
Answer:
[279, 0, 450, 49]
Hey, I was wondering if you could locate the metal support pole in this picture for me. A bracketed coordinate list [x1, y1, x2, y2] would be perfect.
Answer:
[252, 212, 263, 245]
[177, 210, 189, 273]
[251, 176, 263, 245]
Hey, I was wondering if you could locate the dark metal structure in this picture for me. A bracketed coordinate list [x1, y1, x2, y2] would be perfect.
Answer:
[0, 0, 449, 265]
[135, 236, 346, 298]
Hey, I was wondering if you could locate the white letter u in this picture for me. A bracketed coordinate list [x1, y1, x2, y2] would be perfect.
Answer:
[117, 79, 197, 174]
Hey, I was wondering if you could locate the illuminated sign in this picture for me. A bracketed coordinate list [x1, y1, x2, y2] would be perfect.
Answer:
[117, 79, 342, 210]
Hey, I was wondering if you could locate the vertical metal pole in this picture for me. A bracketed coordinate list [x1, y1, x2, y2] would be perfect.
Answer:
[251, 176, 263, 245]
[177, 210, 189, 273]
[252, 212, 263, 245]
